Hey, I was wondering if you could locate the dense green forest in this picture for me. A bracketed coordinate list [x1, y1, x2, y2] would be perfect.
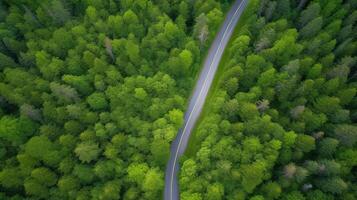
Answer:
[1, 0, 356, 199]
[0, 0, 234, 199]
[180, 0, 356, 199]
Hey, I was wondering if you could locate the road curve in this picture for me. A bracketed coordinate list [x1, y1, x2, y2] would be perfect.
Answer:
[164, 0, 249, 199]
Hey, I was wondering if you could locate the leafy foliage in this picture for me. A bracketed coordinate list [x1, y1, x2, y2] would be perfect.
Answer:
[0, 0, 231, 199]
[180, 0, 357, 199]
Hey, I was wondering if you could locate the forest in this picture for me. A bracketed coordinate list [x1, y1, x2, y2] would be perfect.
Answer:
[0, 0, 356, 200]
[180, 0, 356, 200]
[0, 0, 233, 199]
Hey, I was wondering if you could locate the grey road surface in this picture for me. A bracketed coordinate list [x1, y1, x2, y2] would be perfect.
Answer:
[164, 0, 249, 199]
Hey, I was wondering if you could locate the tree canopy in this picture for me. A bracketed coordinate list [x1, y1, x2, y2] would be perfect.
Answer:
[180, 0, 357, 199]
[0, 0, 233, 199]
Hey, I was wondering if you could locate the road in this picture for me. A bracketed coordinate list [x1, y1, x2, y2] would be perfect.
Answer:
[164, 0, 249, 199]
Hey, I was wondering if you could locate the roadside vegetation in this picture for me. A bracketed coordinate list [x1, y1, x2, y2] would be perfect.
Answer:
[0, 0, 234, 199]
[180, 0, 357, 199]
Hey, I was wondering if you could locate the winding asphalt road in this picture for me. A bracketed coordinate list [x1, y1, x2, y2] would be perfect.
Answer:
[164, 0, 249, 199]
